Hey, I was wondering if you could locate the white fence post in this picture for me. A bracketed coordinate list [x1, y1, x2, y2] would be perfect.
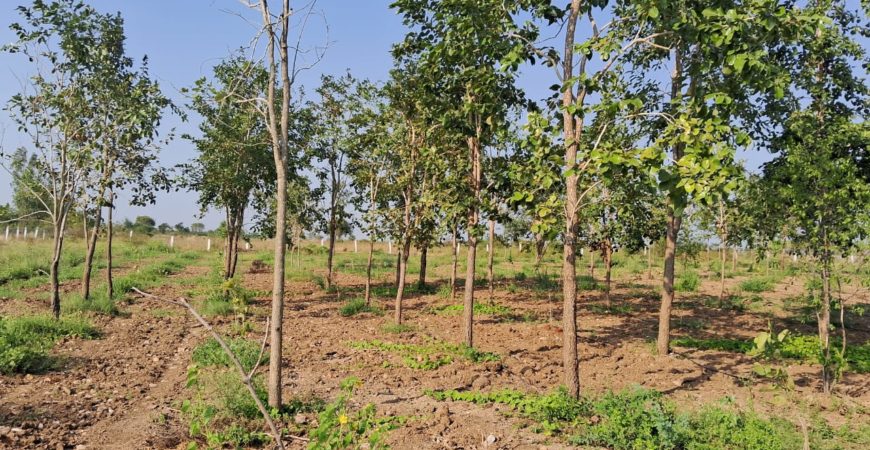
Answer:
[388, 240, 392, 254]
[129, 230, 133, 239]
[170, 235, 175, 248]
[354, 239, 358, 253]
[4, 226, 8, 241]
[16, 226, 20, 239]
[207, 238, 212, 252]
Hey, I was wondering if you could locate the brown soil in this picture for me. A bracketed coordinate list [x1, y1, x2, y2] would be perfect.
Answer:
[1, 260, 868, 449]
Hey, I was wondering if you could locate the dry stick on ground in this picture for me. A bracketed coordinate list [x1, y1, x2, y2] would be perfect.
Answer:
[131, 288, 307, 448]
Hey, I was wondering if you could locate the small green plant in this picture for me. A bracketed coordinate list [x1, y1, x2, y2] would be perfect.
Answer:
[514, 271, 527, 282]
[740, 277, 776, 293]
[436, 283, 452, 298]
[307, 377, 394, 449]
[339, 299, 384, 317]
[675, 271, 700, 292]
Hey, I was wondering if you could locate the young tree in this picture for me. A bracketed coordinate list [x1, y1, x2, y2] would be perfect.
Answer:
[76, 9, 171, 301]
[753, 0, 869, 392]
[633, 0, 819, 356]
[392, 0, 533, 347]
[3, 0, 105, 317]
[182, 56, 273, 280]
[312, 73, 371, 290]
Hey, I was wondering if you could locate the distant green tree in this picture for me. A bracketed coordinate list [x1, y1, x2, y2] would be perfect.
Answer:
[182, 56, 273, 279]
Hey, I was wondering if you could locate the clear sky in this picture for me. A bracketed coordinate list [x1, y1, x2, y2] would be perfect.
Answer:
[0, 0, 775, 230]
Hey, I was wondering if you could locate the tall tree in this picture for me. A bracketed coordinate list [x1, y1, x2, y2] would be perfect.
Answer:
[392, 0, 532, 347]
[753, 0, 869, 393]
[182, 56, 273, 280]
[632, 0, 820, 355]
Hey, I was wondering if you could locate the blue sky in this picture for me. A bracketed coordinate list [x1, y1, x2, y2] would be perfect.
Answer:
[0, 0, 776, 230]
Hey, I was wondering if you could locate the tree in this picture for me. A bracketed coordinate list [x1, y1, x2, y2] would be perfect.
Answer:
[133, 215, 156, 235]
[73, 5, 172, 302]
[245, 0, 323, 410]
[753, 0, 869, 393]
[311, 73, 370, 290]
[189, 222, 204, 234]
[392, 0, 533, 347]
[346, 82, 394, 305]
[182, 56, 273, 280]
[2, 0, 102, 317]
[631, 0, 819, 356]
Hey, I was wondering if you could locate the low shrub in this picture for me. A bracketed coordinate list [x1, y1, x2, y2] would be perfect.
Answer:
[740, 277, 776, 293]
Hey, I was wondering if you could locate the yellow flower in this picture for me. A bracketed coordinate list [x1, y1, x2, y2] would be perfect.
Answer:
[338, 414, 348, 425]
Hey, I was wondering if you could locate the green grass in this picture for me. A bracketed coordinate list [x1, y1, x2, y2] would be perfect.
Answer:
[428, 302, 513, 316]
[672, 335, 870, 373]
[577, 275, 599, 291]
[191, 337, 266, 373]
[427, 387, 817, 449]
[0, 315, 99, 374]
[740, 277, 776, 292]
[675, 271, 700, 292]
[339, 298, 384, 317]
[349, 339, 499, 370]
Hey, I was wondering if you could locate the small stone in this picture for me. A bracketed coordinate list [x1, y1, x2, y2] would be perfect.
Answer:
[485, 434, 497, 445]
[293, 413, 308, 425]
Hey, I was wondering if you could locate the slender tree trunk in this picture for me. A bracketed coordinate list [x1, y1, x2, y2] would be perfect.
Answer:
[487, 218, 495, 301]
[647, 245, 653, 279]
[50, 217, 65, 319]
[364, 238, 374, 305]
[395, 189, 413, 324]
[81, 208, 102, 300]
[732, 248, 737, 272]
[534, 233, 545, 271]
[820, 245, 833, 393]
[604, 243, 613, 308]
[719, 240, 727, 303]
[105, 189, 114, 300]
[589, 249, 595, 276]
[418, 245, 428, 289]
[395, 247, 402, 288]
[560, 0, 582, 399]
[657, 206, 683, 355]
[450, 226, 458, 300]
[326, 197, 337, 289]
[260, 0, 293, 409]
[463, 132, 482, 348]
[656, 47, 687, 357]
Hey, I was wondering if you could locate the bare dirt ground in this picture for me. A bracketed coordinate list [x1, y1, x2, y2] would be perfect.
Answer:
[1, 257, 868, 449]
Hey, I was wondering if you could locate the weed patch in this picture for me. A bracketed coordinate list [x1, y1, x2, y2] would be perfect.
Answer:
[349, 339, 498, 370]
[339, 298, 383, 317]
[0, 315, 98, 374]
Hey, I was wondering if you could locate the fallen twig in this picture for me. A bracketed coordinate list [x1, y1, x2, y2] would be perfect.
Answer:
[132, 287, 301, 448]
